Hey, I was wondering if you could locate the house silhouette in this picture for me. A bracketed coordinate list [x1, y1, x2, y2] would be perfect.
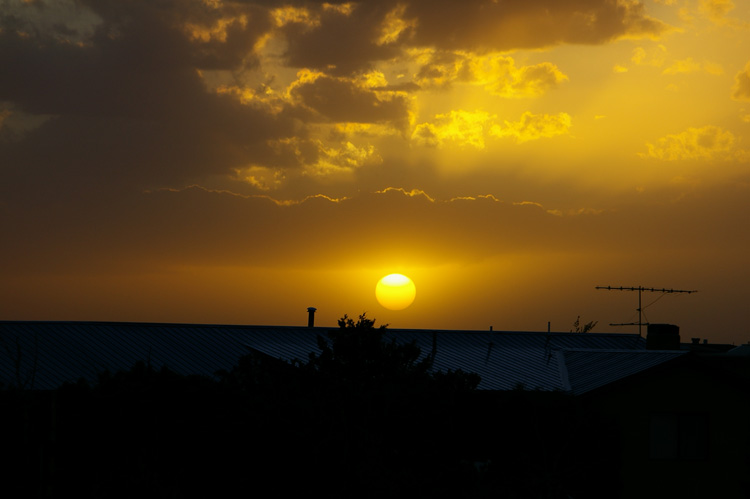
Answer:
[2, 318, 749, 498]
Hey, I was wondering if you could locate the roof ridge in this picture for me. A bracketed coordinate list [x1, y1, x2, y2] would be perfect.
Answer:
[558, 348, 685, 354]
[0, 320, 320, 330]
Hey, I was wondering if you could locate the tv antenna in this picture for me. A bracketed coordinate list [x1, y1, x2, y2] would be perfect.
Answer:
[595, 286, 697, 337]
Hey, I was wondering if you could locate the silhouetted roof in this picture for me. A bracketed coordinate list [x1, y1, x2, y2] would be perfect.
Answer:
[725, 344, 750, 356]
[382, 329, 648, 391]
[1, 321, 682, 392]
[0, 322, 321, 390]
[559, 349, 687, 394]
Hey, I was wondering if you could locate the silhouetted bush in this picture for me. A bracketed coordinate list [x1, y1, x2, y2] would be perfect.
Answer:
[1, 315, 619, 498]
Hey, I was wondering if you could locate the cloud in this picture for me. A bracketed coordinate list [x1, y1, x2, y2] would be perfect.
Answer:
[0, 0, 668, 202]
[404, 0, 671, 51]
[304, 141, 382, 176]
[414, 51, 568, 98]
[7, 182, 745, 281]
[412, 110, 494, 149]
[699, 0, 735, 19]
[643, 125, 737, 161]
[413, 110, 572, 147]
[490, 112, 572, 143]
[275, 0, 671, 75]
[276, 3, 400, 74]
[662, 57, 723, 75]
[0, 184, 565, 274]
[0, 0, 301, 195]
[412, 49, 471, 89]
[697, 0, 745, 26]
[631, 45, 668, 67]
[472, 57, 569, 98]
[376, 4, 417, 46]
[288, 70, 412, 126]
[620, 46, 723, 76]
[732, 62, 750, 101]
[234, 166, 286, 191]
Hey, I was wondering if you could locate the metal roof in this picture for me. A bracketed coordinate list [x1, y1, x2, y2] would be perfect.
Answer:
[560, 349, 688, 395]
[381, 329, 647, 391]
[725, 344, 750, 356]
[1, 321, 666, 392]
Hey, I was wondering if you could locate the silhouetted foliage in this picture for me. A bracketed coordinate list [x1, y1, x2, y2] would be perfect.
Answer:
[570, 315, 598, 333]
[0, 314, 621, 498]
[306, 313, 433, 388]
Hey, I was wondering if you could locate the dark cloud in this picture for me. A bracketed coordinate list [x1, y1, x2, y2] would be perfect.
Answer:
[277, 2, 400, 75]
[0, 185, 561, 275]
[405, 0, 670, 51]
[0, 0, 298, 194]
[8, 182, 746, 277]
[276, 0, 669, 74]
[0, 0, 271, 116]
[0, 0, 669, 200]
[290, 73, 411, 125]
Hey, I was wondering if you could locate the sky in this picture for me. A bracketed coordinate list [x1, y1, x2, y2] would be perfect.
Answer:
[1, 0, 749, 344]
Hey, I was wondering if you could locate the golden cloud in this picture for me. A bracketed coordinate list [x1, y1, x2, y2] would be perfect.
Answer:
[663, 57, 723, 75]
[473, 57, 569, 99]
[412, 49, 467, 89]
[643, 125, 736, 161]
[185, 15, 249, 43]
[331, 122, 402, 139]
[322, 3, 356, 16]
[489, 112, 572, 143]
[412, 110, 494, 149]
[377, 4, 416, 46]
[304, 141, 382, 176]
[376, 187, 435, 202]
[631, 45, 668, 67]
[271, 6, 321, 29]
[214, 84, 287, 114]
[234, 165, 286, 191]
[414, 51, 568, 98]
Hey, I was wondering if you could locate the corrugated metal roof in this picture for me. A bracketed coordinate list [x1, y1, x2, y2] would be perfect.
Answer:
[380, 329, 647, 391]
[0, 322, 322, 390]
[1, 321, 651, 391]
[561, 348, 687, 394]
[726, 344, 750, 356]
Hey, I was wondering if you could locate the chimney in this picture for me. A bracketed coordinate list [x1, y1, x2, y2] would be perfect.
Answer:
[646, 323, 680, 350]
[307, 307, 317, 327]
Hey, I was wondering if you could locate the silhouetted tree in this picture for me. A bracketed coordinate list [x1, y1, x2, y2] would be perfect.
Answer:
[286, 313, 481, 497]
[570, 315, 598, 333]
[3, 315, 622, 498]
[305, 313, 432, 388]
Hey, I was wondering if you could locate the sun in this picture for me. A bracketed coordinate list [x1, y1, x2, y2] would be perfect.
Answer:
[376, 274, 416, 310]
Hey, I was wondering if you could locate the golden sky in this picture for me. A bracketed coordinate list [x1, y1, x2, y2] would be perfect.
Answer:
[1, 0, 749, 344]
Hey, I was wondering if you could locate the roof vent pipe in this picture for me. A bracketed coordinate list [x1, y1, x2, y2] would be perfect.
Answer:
[307, 307, 317, 327]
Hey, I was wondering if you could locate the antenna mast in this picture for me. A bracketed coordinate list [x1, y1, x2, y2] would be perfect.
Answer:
[595, 286, 697, 337]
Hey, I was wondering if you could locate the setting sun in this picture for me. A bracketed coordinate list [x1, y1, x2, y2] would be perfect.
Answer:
[376, 274, 416, 311]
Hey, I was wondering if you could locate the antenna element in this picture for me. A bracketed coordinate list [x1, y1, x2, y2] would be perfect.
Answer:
[595, 286, 697, 337]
